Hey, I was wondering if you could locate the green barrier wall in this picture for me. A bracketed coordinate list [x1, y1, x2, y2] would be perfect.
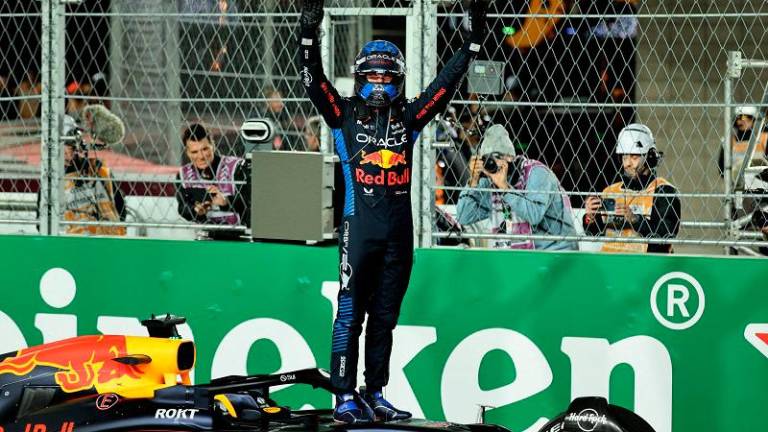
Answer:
[1, 236, 766, 432]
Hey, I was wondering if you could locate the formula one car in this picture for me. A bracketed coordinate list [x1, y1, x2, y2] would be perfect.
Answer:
[0, 315, 510, 432]
[0, 315, 656, 432]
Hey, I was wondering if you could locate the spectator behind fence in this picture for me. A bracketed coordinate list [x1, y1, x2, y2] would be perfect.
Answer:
[0, 73, 13, 120]
[65, 80, 92, 115]
[261, 86, 300, 151]
[88, 71, 110, 108]
[583, 123, 680, 253]
[61, 107, 126, 236]
[457, 124, 578, 250]
[15, 71, 41, 119]
[456, 109, 492, 161]
[718, 105, 768, 184]
[303, 115, 322, 152]
[175, 123, 249, 240]
[434, 106, 470, 204]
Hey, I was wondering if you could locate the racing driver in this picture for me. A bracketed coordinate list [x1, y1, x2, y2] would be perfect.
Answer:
[298, 0, 489, 424]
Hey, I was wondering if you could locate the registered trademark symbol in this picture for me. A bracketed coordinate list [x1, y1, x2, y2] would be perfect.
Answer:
[650, 272, 705, 330]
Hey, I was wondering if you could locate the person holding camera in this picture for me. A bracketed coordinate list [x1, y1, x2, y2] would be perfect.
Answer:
[61, 106, 127, 236]
[175, 123, 248, 240]
[456, 125, 578, 250]
[583, 123, 680, 253]
[299, 0, 488, 423]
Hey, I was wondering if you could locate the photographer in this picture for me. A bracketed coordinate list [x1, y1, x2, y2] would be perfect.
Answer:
[583, 123, 680, 253]
[175, 123, 248, 240]
[456, 125, 578, 250]
[61, 106, 126, 236]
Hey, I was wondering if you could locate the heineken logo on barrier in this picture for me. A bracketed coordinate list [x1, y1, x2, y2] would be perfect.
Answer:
[650, 272, 705, 330]
[744, 324, 768, 359]
[0, 267, 677, 432]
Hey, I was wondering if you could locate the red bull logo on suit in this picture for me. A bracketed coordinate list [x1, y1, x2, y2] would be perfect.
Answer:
[355, 149, 409, 186]
[359, 149, 407, 169]
[355, 168, 410, 186]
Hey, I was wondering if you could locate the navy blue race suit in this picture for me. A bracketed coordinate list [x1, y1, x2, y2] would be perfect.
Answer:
[299, 31, 478, 392]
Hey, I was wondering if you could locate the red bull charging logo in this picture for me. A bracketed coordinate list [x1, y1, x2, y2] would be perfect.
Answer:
[0, 335, 142, 393]
[359, 149, 407, 169]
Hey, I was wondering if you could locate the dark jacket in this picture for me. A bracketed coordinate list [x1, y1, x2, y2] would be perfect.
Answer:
[175, 154, 249, 236]
[583, 172, 680, 253]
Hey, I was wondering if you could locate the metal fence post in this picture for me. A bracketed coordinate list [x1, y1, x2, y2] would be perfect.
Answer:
[164, 1, 182, 164]
[411, 0, 436, 248]
[108, 2, 124, 152]
[723, 52, 737, 253]
[40, 0, 66, 236]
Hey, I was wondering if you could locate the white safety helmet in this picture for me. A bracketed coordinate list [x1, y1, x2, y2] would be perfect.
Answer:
[735, 105, 758, 118]
[616, 123, 656, 155]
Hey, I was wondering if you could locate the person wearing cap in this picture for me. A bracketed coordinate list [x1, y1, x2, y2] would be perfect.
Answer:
[175, 123, 249, 240]
[88, 72, 111, 108]
[718, 105, 768, 184]
[583, 123, 680, 253]
[457, 124, 578, 250]
[260, 86, 301, 151]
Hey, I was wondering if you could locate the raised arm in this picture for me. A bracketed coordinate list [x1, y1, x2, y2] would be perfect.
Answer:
[404, 0, 488, 131]
[298, 0, 344, 128]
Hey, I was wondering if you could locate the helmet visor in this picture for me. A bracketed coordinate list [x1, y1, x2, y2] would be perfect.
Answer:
[354, 53, 405, 76]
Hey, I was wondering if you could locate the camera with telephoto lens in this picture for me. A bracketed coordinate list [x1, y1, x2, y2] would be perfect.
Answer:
[482, 152, 502, 174]
[62, 105, 124, 152]
[62, 126, 109, 152]
[61, 126, 85, 150]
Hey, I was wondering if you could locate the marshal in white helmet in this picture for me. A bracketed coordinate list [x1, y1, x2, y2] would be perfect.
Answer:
[615, 123, 663, 175]
[582, 122, 680, 254]
[616, 123, 656, 155]
[735, 105, 758, 118]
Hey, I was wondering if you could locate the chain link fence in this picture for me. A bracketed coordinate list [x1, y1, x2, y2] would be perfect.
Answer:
[0, 0, 766, 254]
[430, 0, 768, 255]
[0, 2, 42, 231]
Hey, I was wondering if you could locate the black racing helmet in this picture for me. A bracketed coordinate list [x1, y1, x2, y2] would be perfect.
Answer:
[352, 40, 406, 108]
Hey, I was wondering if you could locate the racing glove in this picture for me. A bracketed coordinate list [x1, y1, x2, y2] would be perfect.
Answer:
[468, 0, 488, 46]
[300, 0, 325, 36]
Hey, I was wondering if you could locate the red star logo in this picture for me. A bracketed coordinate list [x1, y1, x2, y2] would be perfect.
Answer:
[745, 324, 768, 358]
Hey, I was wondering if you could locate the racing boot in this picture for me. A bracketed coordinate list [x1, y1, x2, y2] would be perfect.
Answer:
[360, 387, 412, 421]
[333, 393, 374, 424]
